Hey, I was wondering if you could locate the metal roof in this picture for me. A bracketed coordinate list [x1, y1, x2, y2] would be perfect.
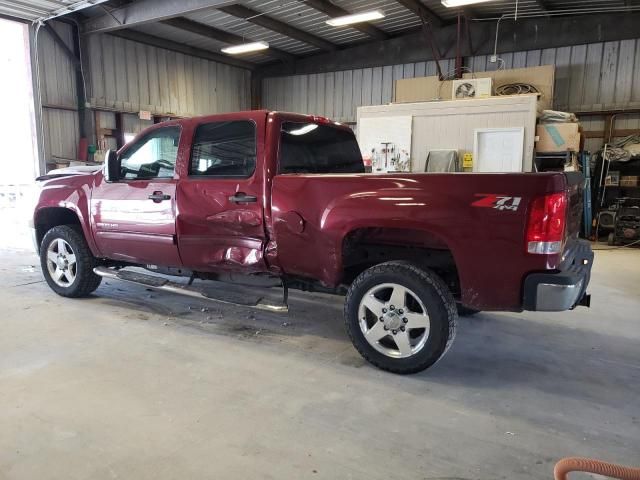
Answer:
[0, 0, 108, 22]
[184, 7, 320, 55]
[131, 22, 274, 63]
[75, 0, 638, 66]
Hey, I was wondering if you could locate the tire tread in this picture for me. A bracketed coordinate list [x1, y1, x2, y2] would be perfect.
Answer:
[344, 261, 457, 374]
[40, 225, 101, 297]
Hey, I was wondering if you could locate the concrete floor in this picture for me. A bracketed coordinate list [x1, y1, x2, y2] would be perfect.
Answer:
[0, 242, 638, 479]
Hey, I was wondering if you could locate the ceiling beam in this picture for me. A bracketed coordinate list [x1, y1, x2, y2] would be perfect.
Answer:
[82, 0, 235, 34]
[43, 23, 80, 68]
[162, 17, 297, 63]
[109, 29, 255, 70]
[532, 0, 551, 11]
[218, 4, 338, 52]
[256, 11, 640, 77]
[302, 0, 388, 40]
[394, 0, 443, 26]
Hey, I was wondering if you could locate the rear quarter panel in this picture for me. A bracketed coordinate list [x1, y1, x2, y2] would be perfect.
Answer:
[270, 172, 568, 311]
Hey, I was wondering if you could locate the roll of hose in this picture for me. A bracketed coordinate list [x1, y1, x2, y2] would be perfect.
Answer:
[495, 83, 540, 96]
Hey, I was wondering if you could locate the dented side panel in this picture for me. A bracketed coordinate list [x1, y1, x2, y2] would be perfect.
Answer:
[175, 112, 269, 273]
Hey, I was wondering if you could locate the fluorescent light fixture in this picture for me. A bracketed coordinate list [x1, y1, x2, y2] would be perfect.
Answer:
[288, 124, 319, 136]
[441, 0, 492, 7]
[326, 10, 385, 27]
[221, 41, 269, 55]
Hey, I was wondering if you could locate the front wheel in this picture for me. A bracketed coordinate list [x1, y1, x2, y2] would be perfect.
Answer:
[457, 304, 481, 316]
[344, 261, 457, 374]
[40, 225, 102, 297]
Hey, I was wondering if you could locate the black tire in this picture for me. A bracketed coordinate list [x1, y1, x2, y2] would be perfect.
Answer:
[457, 304, 481, 316]
[344, 261, 457, 374]
[607, 232, 615, 246]
[40, 225, 102, 298]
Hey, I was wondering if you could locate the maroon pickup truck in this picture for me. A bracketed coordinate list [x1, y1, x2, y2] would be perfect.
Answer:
[31, 110, 593, 374]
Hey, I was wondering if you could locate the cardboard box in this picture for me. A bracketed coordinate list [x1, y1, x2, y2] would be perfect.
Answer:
[605, 171, 620, 186]
[395, 65, 555, 111]
[536, 123, 580, 152]
[620, 175, 639, 187]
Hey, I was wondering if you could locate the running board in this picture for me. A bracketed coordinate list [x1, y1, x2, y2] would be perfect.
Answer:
[94, 266, 288, 313]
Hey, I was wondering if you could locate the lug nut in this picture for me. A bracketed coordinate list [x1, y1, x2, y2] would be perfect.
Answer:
[402, 318, 408, 323]
[379, 317, 384, 322]
[398, 309, 404, 314]
[400, 326, 405, 332]
[383, 326, 389, 331]
[382, 308, 387, 313]
[390, 305, 395, 310]
[392, 330, 397, 335]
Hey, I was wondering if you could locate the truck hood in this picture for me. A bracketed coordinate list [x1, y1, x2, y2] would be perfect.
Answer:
[36, 165, 102, 182]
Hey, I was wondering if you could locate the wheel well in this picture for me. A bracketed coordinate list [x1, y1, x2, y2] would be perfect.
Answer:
[34, 207, 81, 250]
[342, 227, 461, 298]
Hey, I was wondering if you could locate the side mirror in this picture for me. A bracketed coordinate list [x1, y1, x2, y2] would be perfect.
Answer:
[104, 149, 120, 182]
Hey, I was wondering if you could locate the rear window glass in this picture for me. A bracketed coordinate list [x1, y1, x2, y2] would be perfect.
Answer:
[278, 122, 364, 174]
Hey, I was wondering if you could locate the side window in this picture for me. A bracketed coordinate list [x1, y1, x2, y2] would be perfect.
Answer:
[119, 127, 181, 180]
[190, 121, 256, 177]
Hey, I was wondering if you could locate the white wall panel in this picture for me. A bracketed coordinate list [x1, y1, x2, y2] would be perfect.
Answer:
[358, 95, 538, 172]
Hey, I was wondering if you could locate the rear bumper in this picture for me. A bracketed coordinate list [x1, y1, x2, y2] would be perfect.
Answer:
[522, 239, 594, 311]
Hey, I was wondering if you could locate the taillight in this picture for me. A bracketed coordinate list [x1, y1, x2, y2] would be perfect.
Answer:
[525, 192, 567, 254]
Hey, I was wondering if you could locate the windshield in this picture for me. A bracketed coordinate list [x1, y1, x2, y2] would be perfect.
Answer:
[278, 122, 364, 174]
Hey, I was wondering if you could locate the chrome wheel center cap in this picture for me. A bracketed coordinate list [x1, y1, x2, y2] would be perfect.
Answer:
[383, 310, 402, 330]
[57, 256, 66, 269]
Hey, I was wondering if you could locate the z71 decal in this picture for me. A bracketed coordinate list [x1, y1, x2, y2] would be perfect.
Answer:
[471, 194, 522, 212]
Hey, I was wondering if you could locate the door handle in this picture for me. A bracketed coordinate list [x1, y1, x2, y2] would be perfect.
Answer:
[148, 191, 171, 202]
[228, 192, 257, 203]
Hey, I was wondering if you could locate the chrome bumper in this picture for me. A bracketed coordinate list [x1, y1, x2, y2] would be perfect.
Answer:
[523, 239, 593, 312]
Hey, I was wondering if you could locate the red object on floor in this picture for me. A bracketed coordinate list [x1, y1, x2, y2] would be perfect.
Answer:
[555, 457, 640, 480]
[78, 137, 88, 161]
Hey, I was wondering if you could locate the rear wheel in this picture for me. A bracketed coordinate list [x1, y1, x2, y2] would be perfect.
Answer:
[344, 261, 457, 374]
[40, 225, 102, 297]
[607, 232, 615, 246]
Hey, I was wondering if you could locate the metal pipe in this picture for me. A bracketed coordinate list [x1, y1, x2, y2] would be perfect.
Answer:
[474, 6, 640, 21]
[93, 267, 289, 313]
[455, 13, 462, 79]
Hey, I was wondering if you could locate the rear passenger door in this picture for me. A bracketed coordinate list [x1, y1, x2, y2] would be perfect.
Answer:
[176, 119, 267, 272]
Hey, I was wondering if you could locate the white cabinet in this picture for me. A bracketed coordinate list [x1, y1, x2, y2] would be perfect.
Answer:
[357, 94, 538, 172]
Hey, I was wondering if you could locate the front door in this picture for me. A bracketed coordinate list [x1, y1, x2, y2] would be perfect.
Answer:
[176, 118, 267, 273]
[91, 125, 182, 267]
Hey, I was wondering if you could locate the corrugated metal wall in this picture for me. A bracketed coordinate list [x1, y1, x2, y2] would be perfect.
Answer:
[37, 21, 251, 167]
[36, 26, 640, 165]
[85, 33, 251, 117]
[263, 38, 640, 151]
[37, 21, 80, 163]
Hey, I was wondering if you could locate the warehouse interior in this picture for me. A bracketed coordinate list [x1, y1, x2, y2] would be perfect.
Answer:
[0, 0, 639, 479]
